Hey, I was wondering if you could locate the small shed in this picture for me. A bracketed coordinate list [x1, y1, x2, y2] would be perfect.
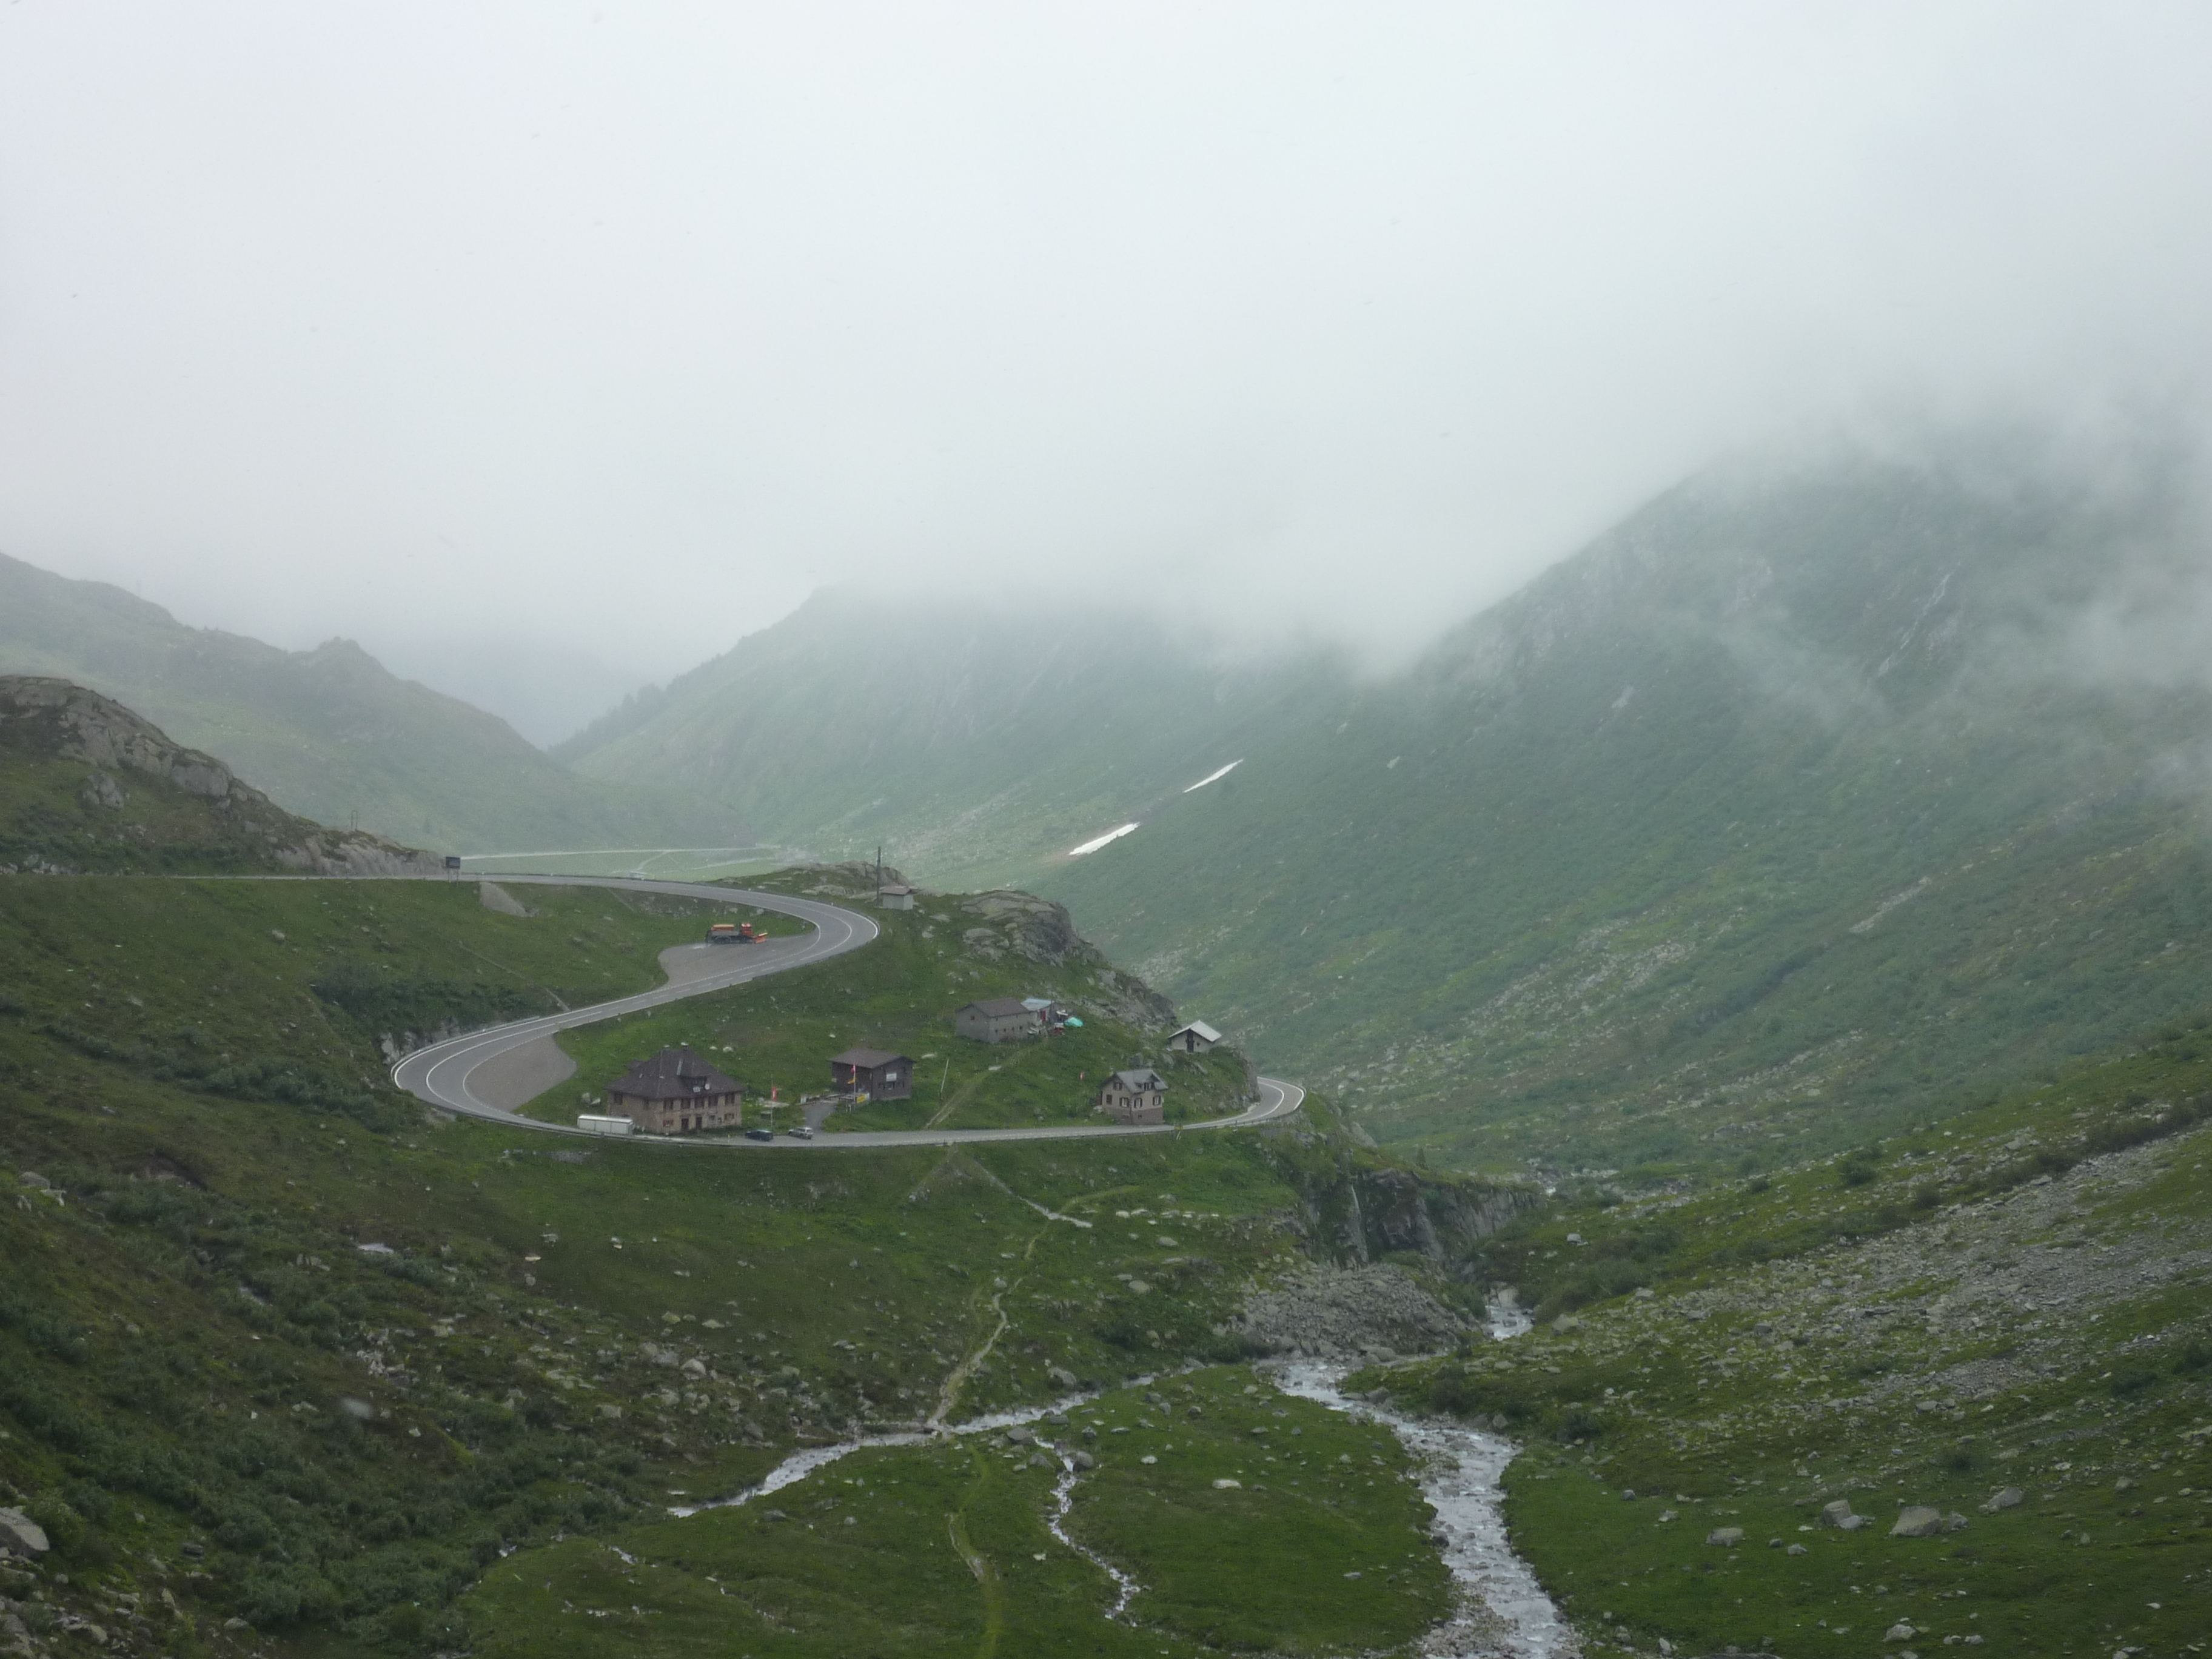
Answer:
[576, 1114, 635, 1136]
[1022, 996, 1074, 1032]
[1165, 1019, 1222, 1054]
[1098, 1067, 1167, 1125]
[605, 1046, 743, 1136]
[878, 883, 918, 911]
[955, 997, 1044, 1044]
[830, 1047, 913, 1101]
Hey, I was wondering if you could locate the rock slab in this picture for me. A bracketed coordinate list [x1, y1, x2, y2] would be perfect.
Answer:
[1890, 1506, 1944, 1538]
[0, 1509, 49, 1557]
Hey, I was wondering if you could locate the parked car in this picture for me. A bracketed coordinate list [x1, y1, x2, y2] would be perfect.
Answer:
[744, 1127, 774, 1142]
[786, 1125, 816, 1140]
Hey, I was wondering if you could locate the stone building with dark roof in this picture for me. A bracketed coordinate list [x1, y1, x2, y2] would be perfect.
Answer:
[954, 997, 1044, 1044]
[1098, 1067, 1167, 1125]
[604, 1045, 743, 1136]
[830, 1047, 913, 1101]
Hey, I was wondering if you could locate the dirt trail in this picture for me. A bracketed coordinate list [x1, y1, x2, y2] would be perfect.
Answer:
[946, 1504, 1008, 1659]
[930, 1232, 1036, 1426]
[926, 1067, 990, 1127]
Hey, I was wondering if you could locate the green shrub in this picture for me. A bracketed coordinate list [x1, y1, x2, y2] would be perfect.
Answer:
[1555, 1406, 1603, 1443]
[0, 1287, 92, 1364]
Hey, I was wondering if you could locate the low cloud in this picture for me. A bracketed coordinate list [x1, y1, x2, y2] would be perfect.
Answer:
[4, 3, 2212, 740]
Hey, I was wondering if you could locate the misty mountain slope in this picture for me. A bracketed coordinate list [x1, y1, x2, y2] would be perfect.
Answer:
[558, 587, 1347, 886]
[0, 550, 737, 853]
[1035, 449, 2212, 1171]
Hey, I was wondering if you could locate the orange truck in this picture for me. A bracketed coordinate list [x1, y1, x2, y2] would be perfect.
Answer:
[706, 921, 762, 944]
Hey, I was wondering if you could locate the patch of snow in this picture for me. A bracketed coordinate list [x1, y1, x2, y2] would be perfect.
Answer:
[1068, 823, 1140, 857]
[1182, 760, 1243, 793]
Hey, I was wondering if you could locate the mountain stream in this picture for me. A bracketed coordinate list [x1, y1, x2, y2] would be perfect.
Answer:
[666, 1296, 1575, 1657]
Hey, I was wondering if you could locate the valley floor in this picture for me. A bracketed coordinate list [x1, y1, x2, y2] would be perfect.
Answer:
[1358, 1070, 2212, 1657]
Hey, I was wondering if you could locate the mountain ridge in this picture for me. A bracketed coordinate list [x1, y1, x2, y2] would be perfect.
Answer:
[0, 549, 739, 853]
[558, 585, 1348, 885]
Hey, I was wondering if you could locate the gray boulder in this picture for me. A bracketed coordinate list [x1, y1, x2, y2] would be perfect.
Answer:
[1705, 1527, 1743, 1547]
[1073, 1450, 1096, 1470]
[1818, 1499, 1865, 1529]
[1889, 1506, 1944, 1538]
[0, 1508, 49, 1557]
[1979, 1486, 2022, 1513]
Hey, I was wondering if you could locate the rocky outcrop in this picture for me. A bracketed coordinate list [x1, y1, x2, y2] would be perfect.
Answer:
[1284, 1156, 1542, 1274]
[799, 859, 912, 897]
[960, 890, 1089, 965]
[477, 880, 532, 915]
[948, 888, 1178, 1030]
[0, 676, 445, 876]
[1075, 964, 1178, 1033]
[3, 674, 248, 799]
[1236, 1265, 1469, 1359]
[1335, 1166, 1537, 1266]
[275, 835, 446, 878]
[0, 1506, 48, 1557]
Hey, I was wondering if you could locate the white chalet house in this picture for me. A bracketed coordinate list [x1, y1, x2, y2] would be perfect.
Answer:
[1164, 1019, 1221, 1054]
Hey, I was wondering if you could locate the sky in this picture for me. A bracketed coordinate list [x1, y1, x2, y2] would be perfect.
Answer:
[4, 2, 2211, 745]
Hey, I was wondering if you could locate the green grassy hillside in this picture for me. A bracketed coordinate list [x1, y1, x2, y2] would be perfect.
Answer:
[9, 859, 2205, 1651]
[0, 551, 735, 854]
[0, 869, 1504, 1656]
[1350, 1007, 2212, 1657]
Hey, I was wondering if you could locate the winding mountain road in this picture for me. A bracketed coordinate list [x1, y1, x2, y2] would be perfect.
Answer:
[389, 873, 1304, 1147]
